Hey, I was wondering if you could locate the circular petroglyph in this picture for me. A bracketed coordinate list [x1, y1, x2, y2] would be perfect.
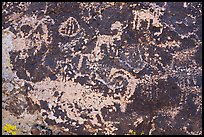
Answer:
[59, 17, 81, 37]
[108, 68, 139, 112]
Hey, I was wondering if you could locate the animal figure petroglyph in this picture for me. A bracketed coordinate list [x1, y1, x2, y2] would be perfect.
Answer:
[89, 21, 127, 62]
[132, 8, 164, 36]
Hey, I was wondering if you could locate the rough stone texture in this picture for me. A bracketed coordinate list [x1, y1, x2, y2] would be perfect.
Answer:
[2, 2, 202, 135]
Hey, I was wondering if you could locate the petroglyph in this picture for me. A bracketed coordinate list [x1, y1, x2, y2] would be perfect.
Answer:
[132, 6, 164, 36]
[59, 17, 81, 37]
[89, 21, 126, 62]
[2, 2, 202, 135]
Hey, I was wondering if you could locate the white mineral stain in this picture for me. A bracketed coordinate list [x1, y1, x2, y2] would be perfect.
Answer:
[2, 30, 15, 81]
[2, 82, 14, 92]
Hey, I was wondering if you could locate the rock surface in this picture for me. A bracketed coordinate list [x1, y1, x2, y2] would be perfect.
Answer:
[2, 2, 202, 135]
